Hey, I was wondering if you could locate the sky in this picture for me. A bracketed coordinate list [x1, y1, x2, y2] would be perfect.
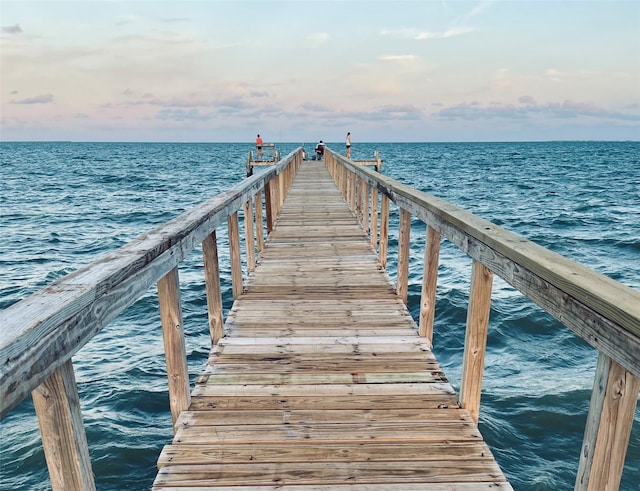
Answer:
[1, 0, 639, 142]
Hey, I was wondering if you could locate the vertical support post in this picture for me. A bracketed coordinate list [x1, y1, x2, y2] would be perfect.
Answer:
[278, 170, 285, 209]
[265, 180, 274, 234]
[575, 353, 640, 491]
[255, 191, 265, 252]
[202, 231, 224, 345]
[32, 359, 96, 491]
[397, 208, 411, 303]
[357, 177, 365, 224]
[378, 194, 390, 269]
[243, 199, 256, 272]
[419, 225, 441, 343]
[157, 267, 191, 429]
[459, 260, 493, 424]
[362, 180, 369, 235]
[227, 211, 243, 299]
[349, 171, 357, 212]
[370, 187, 378, 250]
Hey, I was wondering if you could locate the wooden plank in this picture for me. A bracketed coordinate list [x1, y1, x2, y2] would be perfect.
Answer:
[153, 461, 505, 486]
[158, 441, 488, 466]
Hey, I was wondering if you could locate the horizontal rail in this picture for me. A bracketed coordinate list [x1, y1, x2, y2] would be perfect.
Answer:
[326, 148, 640, 378]
[0, 148, 302, 419]
[325, 147, 639, 491]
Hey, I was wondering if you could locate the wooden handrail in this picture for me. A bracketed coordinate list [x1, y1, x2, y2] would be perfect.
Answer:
[0, 147, 303, 490]
[325, 147, 639, 491]
[0, 148, 303, 419]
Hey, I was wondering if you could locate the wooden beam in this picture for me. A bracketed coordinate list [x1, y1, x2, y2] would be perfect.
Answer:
[459, 260, 493, 424]
[379, 194, 390, 270]
[243, 200, 256, 272]
[157, 267, 191, 429]
[576, 353, 640, 490]
[32, 359, 95, 491]
[255, 191, 265, 253]
[397, 208, 411, 304]
[227, 212, 243, 300]
[370, 187, 378, 250]
[419, 226, 441, 343]
[202, 231, 224, 345]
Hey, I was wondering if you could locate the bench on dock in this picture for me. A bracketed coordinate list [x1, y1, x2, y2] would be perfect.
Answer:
[1, 147, 638, 490]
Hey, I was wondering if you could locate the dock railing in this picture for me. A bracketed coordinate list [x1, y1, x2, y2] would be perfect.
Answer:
[0, 148, 303, 491]
[324, 147, 640, 491]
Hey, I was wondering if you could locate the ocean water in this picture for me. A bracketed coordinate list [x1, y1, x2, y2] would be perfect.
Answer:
[0, 141, 638, 490]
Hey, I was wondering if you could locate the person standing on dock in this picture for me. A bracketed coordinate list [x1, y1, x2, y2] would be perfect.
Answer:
[346, 132, 351, 158]
[315, 140, 325, 160]
[256, 134, 263, 159]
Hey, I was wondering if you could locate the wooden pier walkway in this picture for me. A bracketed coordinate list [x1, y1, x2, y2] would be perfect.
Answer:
[152, 162, 512, 489]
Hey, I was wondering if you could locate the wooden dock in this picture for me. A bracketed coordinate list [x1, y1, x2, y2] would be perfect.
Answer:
[4, 146, 638, 491]
[152, 162, 512, 489]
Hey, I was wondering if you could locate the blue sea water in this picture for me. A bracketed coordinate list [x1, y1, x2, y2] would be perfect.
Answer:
[0, 141, 639, 490]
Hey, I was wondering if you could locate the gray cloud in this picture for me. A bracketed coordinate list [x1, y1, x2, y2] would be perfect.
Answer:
[2, 24, 22, 35]
[11, 94, 54, 104]
[436, 99, 640, 122]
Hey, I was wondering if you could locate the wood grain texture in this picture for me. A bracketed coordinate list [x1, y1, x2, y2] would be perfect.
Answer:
[152, 162, 510, 489]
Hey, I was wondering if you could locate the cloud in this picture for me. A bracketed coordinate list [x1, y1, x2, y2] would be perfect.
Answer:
[306, 32, 329, 46]
[378, 55, 418, 62]
[381, 27, 473, 40]
[156, 108, 211, 122]
[435, 98, 640, 122]
[11, 94, 54, 104]
[2, 24, 22, 35]
[519, 95, 536, 105]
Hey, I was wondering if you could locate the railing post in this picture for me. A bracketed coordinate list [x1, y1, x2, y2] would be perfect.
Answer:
[419, 226, 441, 343]
[362, 180, 369, 235]
[202, 231, 224, 345]
[357, 177, 365, 224]
[243, 199, 256, 272]
[378, 194, 390, 269]
[227, 211, 243, 299]
[349, 171, 357, 212]
[370, 187, 378, 250]
[255, 191, 265, 253]
[32, 359, 95, 491]
[278, 170, 285, 209]
[459, 260, 493, 424]
[397, 208, 411, 303]
[575, 353, 640, 491]
[157, 267, 191, 429]
[264, 180, 274, 234]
